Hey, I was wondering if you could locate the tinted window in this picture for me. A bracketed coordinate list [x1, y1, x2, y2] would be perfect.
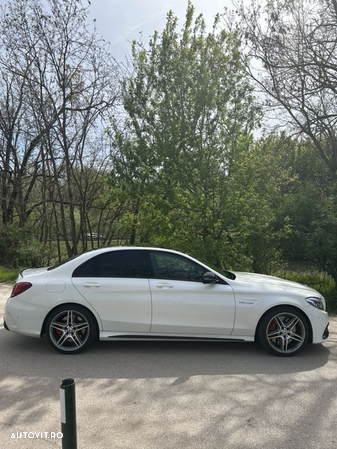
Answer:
[48, 250, 96, 271]
[72, 250, 152, 278]
[150, 251, 207, 282]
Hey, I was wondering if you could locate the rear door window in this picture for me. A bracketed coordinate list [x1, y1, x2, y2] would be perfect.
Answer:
[72, 250, 152, 278]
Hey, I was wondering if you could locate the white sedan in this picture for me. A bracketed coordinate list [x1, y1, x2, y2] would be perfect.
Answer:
[4, 247, 329, 356]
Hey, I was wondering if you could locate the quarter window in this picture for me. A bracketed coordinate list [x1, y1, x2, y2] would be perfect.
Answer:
[72, 250, 152, 278]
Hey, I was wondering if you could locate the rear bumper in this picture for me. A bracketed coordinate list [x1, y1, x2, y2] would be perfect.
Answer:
[5, 296, 49, 338]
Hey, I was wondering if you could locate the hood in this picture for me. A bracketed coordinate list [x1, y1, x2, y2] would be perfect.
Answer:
[231, 271, 320, 296]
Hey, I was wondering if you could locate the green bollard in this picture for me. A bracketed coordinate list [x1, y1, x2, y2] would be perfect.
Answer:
[60, 378, 77, 449]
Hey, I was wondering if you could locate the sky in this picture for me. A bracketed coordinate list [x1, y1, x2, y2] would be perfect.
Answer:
[0, 0, 234, 64]
[87, 0, 232, 63]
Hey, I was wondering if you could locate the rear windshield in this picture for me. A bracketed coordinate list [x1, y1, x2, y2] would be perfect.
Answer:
[47, 250, 96, 271]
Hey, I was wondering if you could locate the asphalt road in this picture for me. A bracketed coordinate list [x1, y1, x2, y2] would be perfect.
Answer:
[1, 282, 337, 449]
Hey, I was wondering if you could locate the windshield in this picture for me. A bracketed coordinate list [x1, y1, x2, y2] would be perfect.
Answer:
[203, 260, 236, 280]
[221, 269, 236, 280]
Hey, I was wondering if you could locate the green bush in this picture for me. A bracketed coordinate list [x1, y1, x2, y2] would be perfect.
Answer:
[0, 266, 19, 282]
[275, 270, 337, 314]
[0, 224, 53, 268]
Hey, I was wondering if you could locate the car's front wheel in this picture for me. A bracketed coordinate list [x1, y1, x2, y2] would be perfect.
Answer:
[45, 305, 97, 354]
[258, 307, 309, 356]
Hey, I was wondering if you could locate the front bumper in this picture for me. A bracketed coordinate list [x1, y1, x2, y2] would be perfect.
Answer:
[305, 306, 329, 344]
[322, 323, 329, 340]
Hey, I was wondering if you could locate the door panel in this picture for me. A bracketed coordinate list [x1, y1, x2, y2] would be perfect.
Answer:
[73, 278, 152, 332]
[71, 249, 152, 332]
[149, 279, 235, 334]
[148, 250, 235, 335]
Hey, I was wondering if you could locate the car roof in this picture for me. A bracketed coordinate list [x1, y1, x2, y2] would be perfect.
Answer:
[87, 246, 187, 255]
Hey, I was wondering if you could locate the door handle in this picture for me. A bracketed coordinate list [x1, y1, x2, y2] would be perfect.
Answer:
[83, 282, 101, 288]
[156, 283, 173, 289]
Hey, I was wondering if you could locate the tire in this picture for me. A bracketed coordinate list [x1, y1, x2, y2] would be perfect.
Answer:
[258, 306, 309, 356]
[45, 304, 97, 354]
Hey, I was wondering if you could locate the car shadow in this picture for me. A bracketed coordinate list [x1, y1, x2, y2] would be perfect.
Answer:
[0, 327, 331, 380]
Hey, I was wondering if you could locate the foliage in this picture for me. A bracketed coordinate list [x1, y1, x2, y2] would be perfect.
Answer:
[275, 270, 337, 313]
[268, 136, 337, 284]
[0, 223, 53, 267]
[0, 266, 18, 283]
[0, 0, 119, 258]
[236, 0, 337, 177]
[110, 3, 285, 271]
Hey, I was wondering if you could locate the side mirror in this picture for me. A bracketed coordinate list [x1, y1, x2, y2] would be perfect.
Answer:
[202, 272, 217, 284]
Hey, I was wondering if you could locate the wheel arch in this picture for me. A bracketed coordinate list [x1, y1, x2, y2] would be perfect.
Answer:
[254, 304, 313, 344]
[40, 302, 100, 337]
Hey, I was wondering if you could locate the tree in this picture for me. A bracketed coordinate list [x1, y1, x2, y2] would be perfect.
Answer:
[111, 2, 264, 269]
[0, 0, 119, 259]
[232, 0, 337, 284]
[236, 0, 337, 178]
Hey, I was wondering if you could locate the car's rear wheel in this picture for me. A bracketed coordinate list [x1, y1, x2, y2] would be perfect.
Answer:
[46, 305, 97, 354]
[258, 307, 309, 356]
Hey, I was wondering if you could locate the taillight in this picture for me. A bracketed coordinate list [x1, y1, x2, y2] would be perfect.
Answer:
[11, 282, 32, 297]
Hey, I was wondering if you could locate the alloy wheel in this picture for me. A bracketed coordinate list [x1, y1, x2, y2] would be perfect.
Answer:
[49, 309, 90, 352]
[266, 312, 306, 354]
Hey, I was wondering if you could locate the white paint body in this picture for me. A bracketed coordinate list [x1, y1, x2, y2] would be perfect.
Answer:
[4, 247, 329, 347]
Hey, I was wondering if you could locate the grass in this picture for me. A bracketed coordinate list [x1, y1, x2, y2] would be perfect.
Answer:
[0, 266, 19, 283]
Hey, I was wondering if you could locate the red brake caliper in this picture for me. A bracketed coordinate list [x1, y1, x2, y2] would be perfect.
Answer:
[269, 319, 277, 332]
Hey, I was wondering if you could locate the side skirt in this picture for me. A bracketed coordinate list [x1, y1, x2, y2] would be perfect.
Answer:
[99, 332, 254, 342]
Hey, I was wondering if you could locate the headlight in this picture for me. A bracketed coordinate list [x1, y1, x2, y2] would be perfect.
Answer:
[306, 297, 325, 311]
